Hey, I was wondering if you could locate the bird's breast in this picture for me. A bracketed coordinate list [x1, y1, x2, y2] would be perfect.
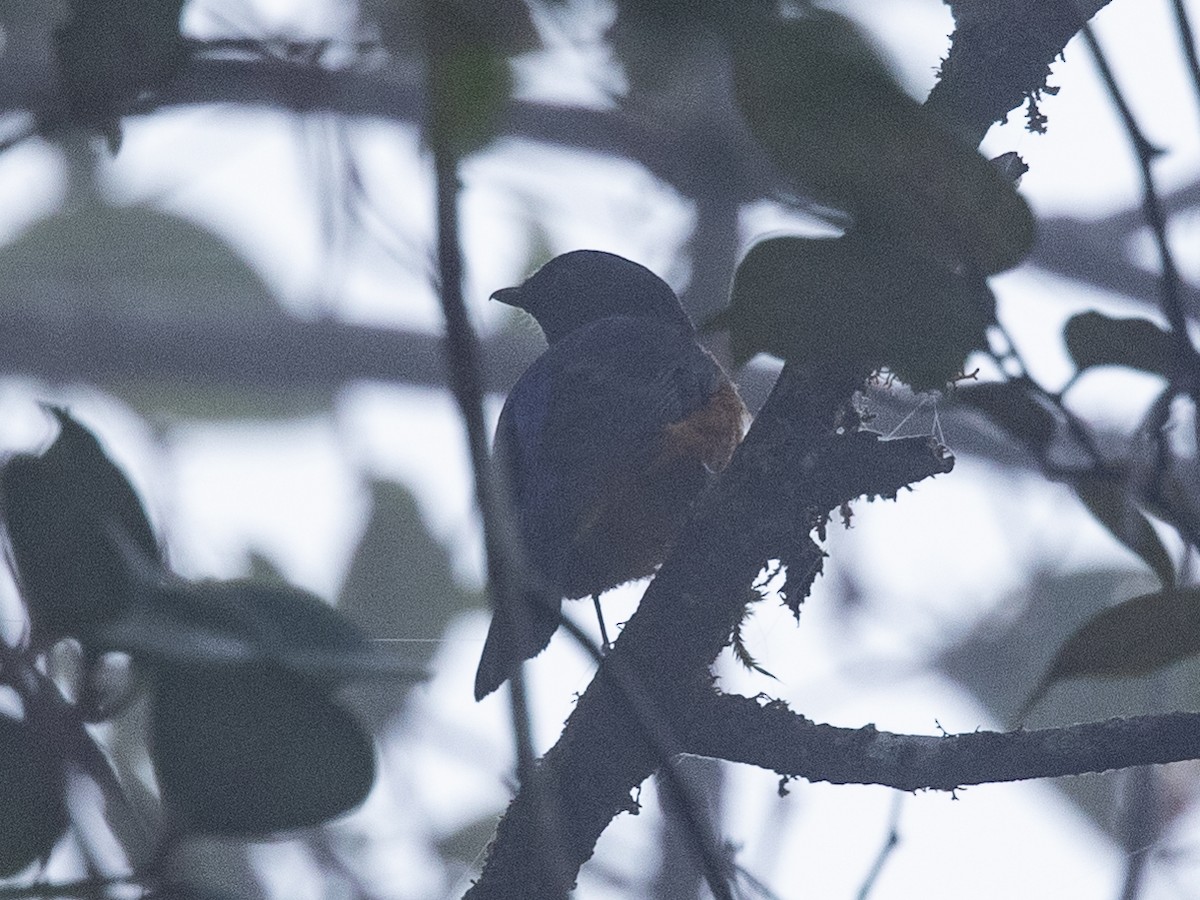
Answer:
[564, 379, 746, 598]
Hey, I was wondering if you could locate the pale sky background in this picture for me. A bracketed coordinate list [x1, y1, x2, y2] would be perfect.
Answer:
[1, 0, 1198, 897]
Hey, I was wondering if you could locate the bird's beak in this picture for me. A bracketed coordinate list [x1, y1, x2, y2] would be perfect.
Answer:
[490, 287, 522, 308]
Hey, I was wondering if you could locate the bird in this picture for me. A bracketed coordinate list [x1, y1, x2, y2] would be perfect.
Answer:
[474, 250, 746, 700]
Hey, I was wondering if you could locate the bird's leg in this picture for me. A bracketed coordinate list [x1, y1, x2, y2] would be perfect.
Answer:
[591, 594, 611, 652]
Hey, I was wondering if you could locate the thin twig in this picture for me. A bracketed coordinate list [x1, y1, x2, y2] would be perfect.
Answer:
[856, 792, 905, 900]
[423, 51, 540, 787]
[986, 323, 1111, 471]
[1081, 24, 1200, 564]
[1170, 0, 1200, 117]
[426, 88, 565, 891]
[591, 595, 611, 650]
[1081, 26, 1190, 353]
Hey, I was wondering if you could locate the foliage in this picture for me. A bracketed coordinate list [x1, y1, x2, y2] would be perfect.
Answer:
[710, 229, 995, 390]
[730, 8, 1034, 275]
[0, 410, 409, 880]
[1, 0, 1198, 897]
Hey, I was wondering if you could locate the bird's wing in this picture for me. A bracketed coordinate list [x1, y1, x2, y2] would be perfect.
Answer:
[495, 317, 722, 583]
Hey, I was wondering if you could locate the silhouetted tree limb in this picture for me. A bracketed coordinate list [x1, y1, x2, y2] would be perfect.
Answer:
[688, 693, 1200, 791]
[926, 0, 1114, 144]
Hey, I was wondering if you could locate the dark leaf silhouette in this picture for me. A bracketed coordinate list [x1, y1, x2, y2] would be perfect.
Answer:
[99, 577, 425, 683]
[337, 480, 478, 727]
[1063, 311, 1174, 377]
[0, 408, 159, 648]
[958, 381, 1058, 455]
[152, 664, 375, 836]
[710, 231, 994, 390]
[1024, 587, 1200, 715]
[0, 715, 68, 876]
[1074, 476, 1175, 590]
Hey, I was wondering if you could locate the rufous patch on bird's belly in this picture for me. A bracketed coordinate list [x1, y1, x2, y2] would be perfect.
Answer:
[660, 381, 747, 472]
[564, 381, 747, 598]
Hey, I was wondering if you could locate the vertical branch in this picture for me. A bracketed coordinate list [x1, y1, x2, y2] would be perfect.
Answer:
[1116, 766, 1160, 900]
[422, 19, 575, 895]
[424, 34, 540, 790]
[651, 755, 724, 900]
[855, 792, 905, 900]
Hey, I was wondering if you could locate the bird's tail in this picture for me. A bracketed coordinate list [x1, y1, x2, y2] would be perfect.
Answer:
[473, 588, 562, 700]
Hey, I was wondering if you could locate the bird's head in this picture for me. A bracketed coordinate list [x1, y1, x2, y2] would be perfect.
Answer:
[491, 250, 693, 343]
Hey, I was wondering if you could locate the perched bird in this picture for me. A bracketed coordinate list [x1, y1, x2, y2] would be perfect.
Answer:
[474, 250, 746, 700]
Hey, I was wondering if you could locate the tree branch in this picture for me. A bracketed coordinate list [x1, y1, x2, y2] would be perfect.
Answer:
[465, 364, 954, 897]
[925, 0, 1112, 144]
[688, 692, 1200, 792]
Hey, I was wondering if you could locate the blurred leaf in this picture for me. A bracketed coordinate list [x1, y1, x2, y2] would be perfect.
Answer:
[437, 813, 500, 866]
[0, 715, 68, 876]
[364, 0, 538, 55]
[1024, 587, 1200, 714]
[424, 0, 539, 53]
[337, 481, 479, 727]
[428, 45, 510, 159]
[54, 0, 188, 144]
[100, 577, 425, 683]
[1075, 477, 1175, 589]
[958, 381, 1057, 455]
[0, 199, 326, 421]
[106, 689, 165, 834]
[1064, 311, 1173, 377]
[0, 201, 275, 313]
[153, 665, 375, 836]
[158, 835, 268, 900]
[731, 9, 1034, 274]
[0, 407, 159, 648]
[938, 567, 1179, 833]
[423, 0, 530, 160]
[710, 231, 994, 391]
[610, 0, 728, 119]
